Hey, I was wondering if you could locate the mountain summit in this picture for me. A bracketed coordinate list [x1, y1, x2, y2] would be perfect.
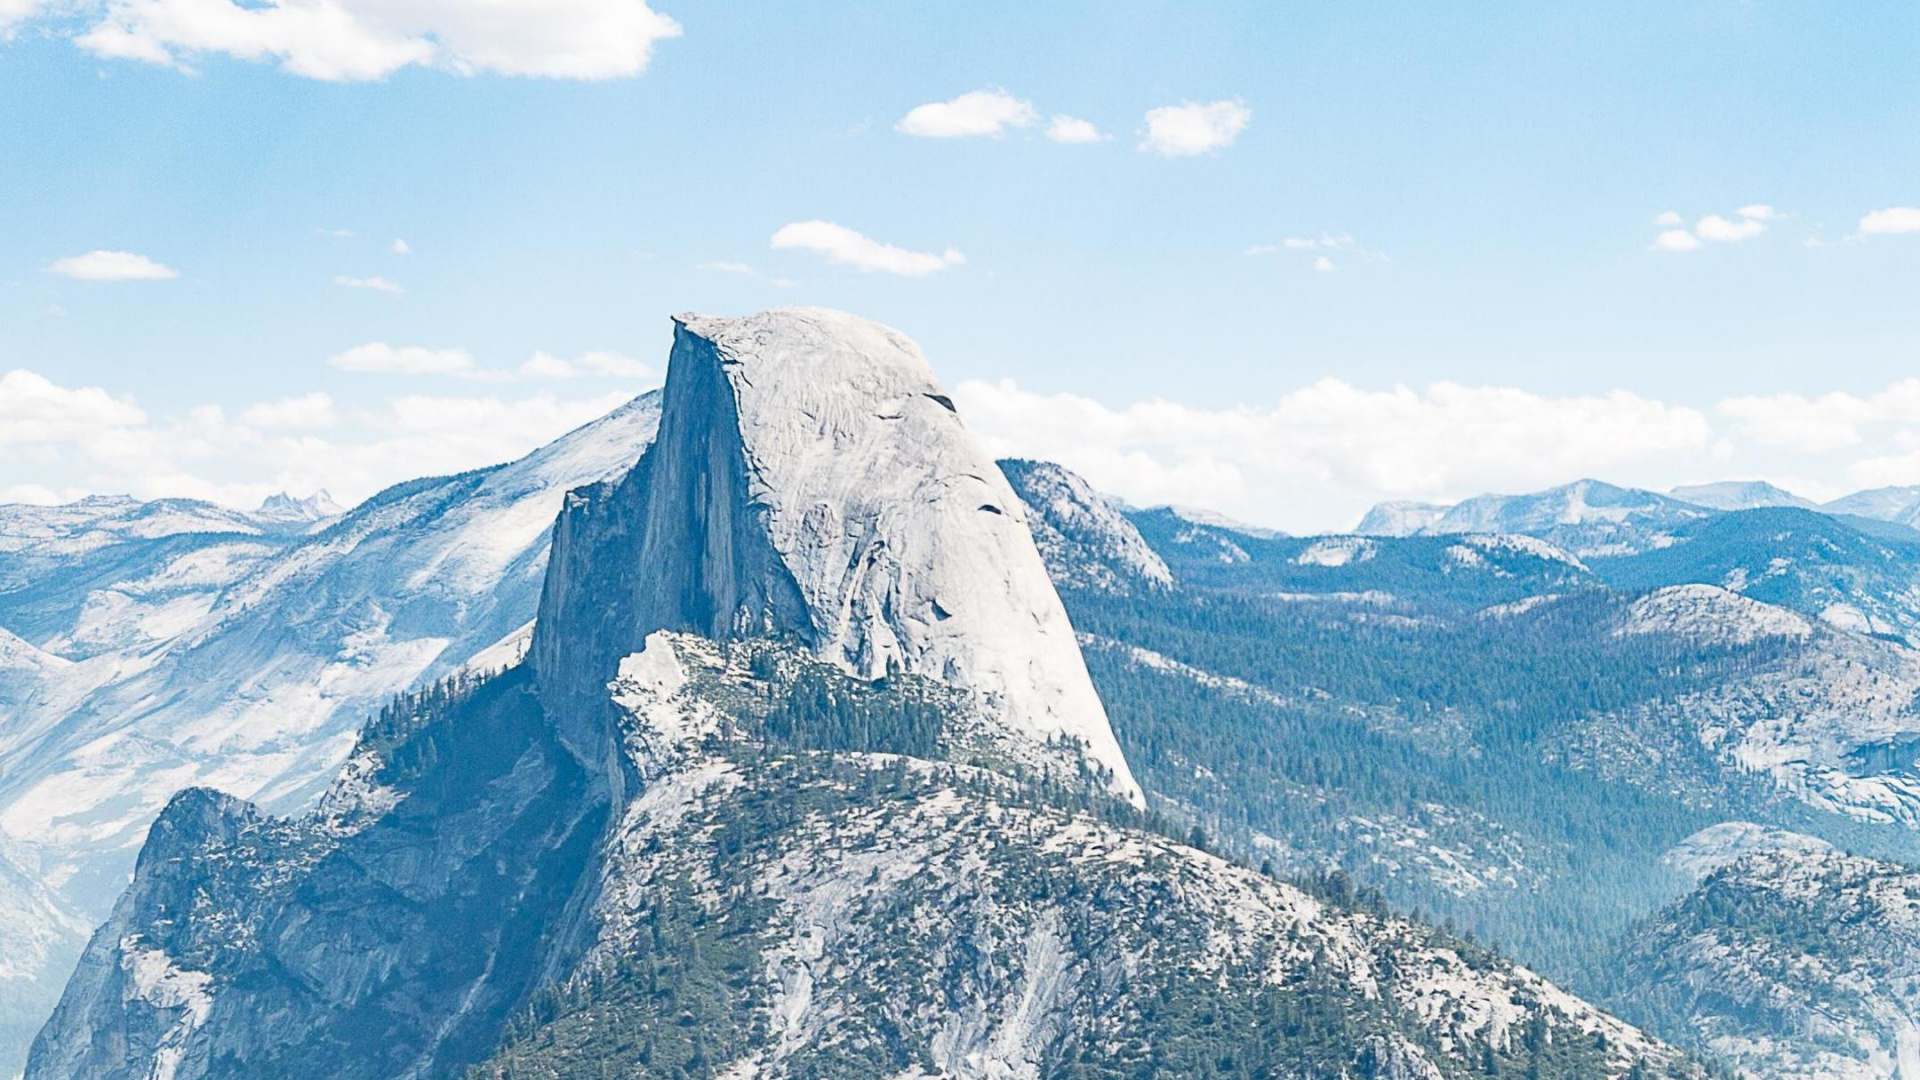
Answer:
[534, 308, 1140, 804]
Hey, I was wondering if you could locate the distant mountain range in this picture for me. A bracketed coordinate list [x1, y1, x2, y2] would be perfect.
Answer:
[1358, 478, 1920, 554]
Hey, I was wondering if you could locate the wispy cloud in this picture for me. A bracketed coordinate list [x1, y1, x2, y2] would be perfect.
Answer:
[240, 392, 336, 430]
[1247, 233, 1380, 273]
[334, 275, 404, 295]
[518, 350, 660, 381]
[770, 221, 964, 277]
[1138, 99, 1251, 157]
[328, 343, 474, 376]
[696, 260, 797, 288]
[46, 250, 179, 281]
[1859, 207, 1920, 237]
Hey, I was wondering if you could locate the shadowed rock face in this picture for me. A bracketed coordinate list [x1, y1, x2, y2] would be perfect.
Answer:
[532, 316, 807, 771]
[27, 671, 613, 1080]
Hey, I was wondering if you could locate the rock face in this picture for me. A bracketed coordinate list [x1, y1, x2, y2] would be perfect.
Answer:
[998, 458, 1171, 594]
[26, 309, 1700, 1080]
[534, 309, 1139, 804]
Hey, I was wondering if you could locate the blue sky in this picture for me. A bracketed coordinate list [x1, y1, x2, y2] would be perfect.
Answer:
[4, 0, 1920, 531]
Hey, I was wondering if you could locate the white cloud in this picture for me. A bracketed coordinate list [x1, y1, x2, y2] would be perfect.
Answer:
[953, 377, 1714, 532]
[334, 274, 404, 294]
[1045, 115, 1105, 144]
[1695, 213, 1767, 242]
[1138, 99, 1250, 157]
[0, 0, 57, 32]
[520, 352, 576, 378]
[1651, 229, 1703, 252]
[328, 342, 474, 375]
[1720, 380, 1920, 453]
[1860, 207, 1920, 236]
[574, 350, 657, 379]
[46, 250, 179, 281]
[0, 369, 146, 444]
[770, 221, 964, 277]
[66, 0, 681, 81]
[1312, 256, 1335, 273]
[390, 238, 412, 255]
[1650, 204, 1776, 251]
[0, 483, 64, 506]
[896, 88, 1038, 138]
[240, 392, 335, 430]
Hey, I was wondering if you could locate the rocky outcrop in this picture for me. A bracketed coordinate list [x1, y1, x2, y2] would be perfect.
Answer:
[1608, 846, 1920, 1079]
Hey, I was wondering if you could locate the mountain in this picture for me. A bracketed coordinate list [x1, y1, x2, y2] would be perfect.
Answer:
[251, 489, 345, 528]
[1823, 485, 1920, 523]
[1157, 504, 1287, 540]
[1354, 500, 1449, 537]
[27, 309, 1704, 1080]
[1593, 507, 1920, 643]
[0, 394, 661, 1075]
[1427, 480, 1711, 557]
[1351, 481, 1710, 556]
[1003, 465, 1920, 1018]
[1000, 460, 1172, 593]
[1606, 843, 1920, 1080]
[1669, 481, 1816, 512]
